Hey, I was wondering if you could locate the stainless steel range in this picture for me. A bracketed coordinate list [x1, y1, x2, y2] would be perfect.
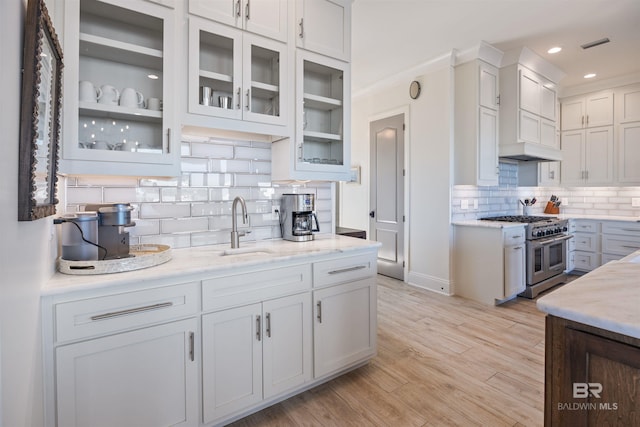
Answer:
[480, 215, 572, 298]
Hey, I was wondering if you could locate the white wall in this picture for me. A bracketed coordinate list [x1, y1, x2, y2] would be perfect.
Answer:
[0, 0, 53, 425]
[341, 55, 454, 294]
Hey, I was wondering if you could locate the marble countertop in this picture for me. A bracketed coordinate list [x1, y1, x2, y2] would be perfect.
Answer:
[537, 251, 640, 339]
[558, 214, 640, 222]
[452, 220, 526, 229]
[44, 235, 380, 296]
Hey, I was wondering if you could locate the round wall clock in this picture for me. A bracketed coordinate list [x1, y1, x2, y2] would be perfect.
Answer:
[409, 80, 421, 99]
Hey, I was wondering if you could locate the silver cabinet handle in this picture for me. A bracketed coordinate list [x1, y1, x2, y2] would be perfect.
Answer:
[256, 315, 261, 341]
[189, 332, 195, 362]
[265, 312, 271, 338]
[165, 128, 171, 154]
[513, 246, 523, 250]
[621, 245, 640, 249]
[316, 301, 322, 323]
[246, 88, 251, 111]
[299, 18, 304, 38]
[511, 235, 523, 239]
[90, 302, 173, 321]
[245, 0, 250, 19]
[582, 115, 585, 126]
[236, 87, 241, 109]
[235, 0, 241, 17]
[328, 265, 366, 275]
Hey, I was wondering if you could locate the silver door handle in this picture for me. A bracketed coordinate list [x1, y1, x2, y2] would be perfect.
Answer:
[235, 0, 241, 17]
[299, 19, 304, 38]
[246, 88, 251, 111]
[90, 302, 173, 321]
[265, 312, 271, 337]
[256, 315, 261, 341]
[189, 332, 195, 362]
[236, 87, 241, 109]
[328, 265, 366, 275]
[245, 0, 250, 19]
[316, 301, 322, 323]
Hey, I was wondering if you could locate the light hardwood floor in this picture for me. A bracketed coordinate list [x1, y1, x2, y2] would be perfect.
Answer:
[229, 275, 550, 427]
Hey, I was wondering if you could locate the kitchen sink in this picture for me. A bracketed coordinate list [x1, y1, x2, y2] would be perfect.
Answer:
[221, 246, 275, 256]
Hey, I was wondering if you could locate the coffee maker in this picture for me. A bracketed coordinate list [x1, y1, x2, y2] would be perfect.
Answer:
[280, 194, 320, 242]
[85, 203, 136, 259]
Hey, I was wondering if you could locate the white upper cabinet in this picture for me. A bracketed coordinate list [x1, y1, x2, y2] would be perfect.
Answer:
[561, 91, 613, 130]
[519, 68, 541, 115]
[59, 0, 180, 176]
[561, 126, 614, 186]
[479, 61, 499, 110]
[188, 0, 288, 42]
[186, 17, 288, 135]
[616, 83, 640, 184]
[295, 0, 351, 61]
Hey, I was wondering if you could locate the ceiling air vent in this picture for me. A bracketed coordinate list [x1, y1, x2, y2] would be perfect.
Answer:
[581, 38, 610, 49]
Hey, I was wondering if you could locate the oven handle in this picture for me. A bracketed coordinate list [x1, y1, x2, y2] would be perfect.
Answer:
[529, 234, 573, 248]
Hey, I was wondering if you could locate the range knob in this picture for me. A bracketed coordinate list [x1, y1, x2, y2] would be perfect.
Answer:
[537, 231, 544, 237]
[555, 227, 562, 233]
[546, 230, 553, 235]
[563, 226, 568, 232]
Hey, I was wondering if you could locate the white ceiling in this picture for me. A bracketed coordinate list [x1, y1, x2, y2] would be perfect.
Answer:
[351, 0, 640, 94]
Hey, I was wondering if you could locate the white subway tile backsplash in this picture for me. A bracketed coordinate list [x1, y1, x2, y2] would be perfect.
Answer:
[190, 143, 234, 159]
[160, 218, 209, 234]
[104, 187, 161, 203]
[129, 219, 160, 236]
[139, 177, 182, 187]
[140, 233, 192, 249]
[76, 176, 139, 187]
[235, 146, 270, 160]
[208, 215, 233, 230]
[139, 203, 191, 219]
[67, 187, 103, 204]
[209, 187, 251, 201]
[181, 158, 209, 173]
[191, 202, 230, 217]
[210, 159, 251, 173]
[235, 174, 271, 187]
[251, 161, 271, 174]
[161, 188, 209, 202]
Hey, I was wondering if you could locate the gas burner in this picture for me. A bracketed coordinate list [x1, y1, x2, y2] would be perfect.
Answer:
[480, 215, 557, 223]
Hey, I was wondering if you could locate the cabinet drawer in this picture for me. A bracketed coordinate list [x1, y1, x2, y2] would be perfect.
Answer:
[573, 251, 600, 271]
[574, 221, 598, 233]
[601, 221, 640, 237]
[601, 234, 640, 256]
[503, 227, 526, 244]
[602, 253, 624, 264]
[313, 252, 376, 288]
[55, 282, 199, 343]
[573, 232, 599, 252]
[202, 264, 312, 312]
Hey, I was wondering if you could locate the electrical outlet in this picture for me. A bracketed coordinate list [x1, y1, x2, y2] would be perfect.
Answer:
[473, 199, 478, 209]
[632, 198, 640, 208]
[461, 199, 469, 210]
[271, 206, 279, 220]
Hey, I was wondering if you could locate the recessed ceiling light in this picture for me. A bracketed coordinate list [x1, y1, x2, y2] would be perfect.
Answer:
[147, 74, 159, 80]
[547, 47, 562, 54]
[584, 73, 597, 79]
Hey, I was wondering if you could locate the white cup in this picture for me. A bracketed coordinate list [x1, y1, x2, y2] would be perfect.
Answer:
[79, 81, 101, 103]
[147, 97, 162, 111]
[97, 84, 119, 105]
[120, 88, 145, 108]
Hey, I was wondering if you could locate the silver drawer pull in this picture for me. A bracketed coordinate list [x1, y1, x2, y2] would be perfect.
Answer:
[622, 245, 640, 249]
[90, 302, 174, 321]
[328, 265, 366, 275]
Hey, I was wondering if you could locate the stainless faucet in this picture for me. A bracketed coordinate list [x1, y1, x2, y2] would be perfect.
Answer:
[231, 196, 248, 248]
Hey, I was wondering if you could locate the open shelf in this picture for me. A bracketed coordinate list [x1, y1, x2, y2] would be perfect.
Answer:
[303, 130, 342, 142]
[303, 93, 342, 110]
[79, 101, 163, 123]
[199, 69, 233, 83]
[79, 33, 163, 69]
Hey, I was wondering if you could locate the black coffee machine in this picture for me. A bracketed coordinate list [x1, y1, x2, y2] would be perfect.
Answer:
[85, 203, 136, 259]
[280, 194, 319, 242]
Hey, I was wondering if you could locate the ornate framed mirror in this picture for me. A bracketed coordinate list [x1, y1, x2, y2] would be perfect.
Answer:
[18, 0, 63, 221]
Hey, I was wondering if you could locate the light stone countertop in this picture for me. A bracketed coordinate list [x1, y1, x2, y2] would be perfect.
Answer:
[537, 251, 640, 339]
[452, 220, 526, 229]
[558, 214, 640, 222]
[44, 235, 381, 296]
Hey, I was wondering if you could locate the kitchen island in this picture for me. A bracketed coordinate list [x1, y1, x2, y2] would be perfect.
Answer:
[42, 235, 380, 427]
[537, 252, 640, 426]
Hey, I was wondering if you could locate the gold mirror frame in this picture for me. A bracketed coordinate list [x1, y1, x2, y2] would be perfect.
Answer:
[18, 0, 63, 221]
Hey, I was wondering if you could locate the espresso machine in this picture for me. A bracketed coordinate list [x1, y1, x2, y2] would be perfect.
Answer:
[85, 203, 136, 259]
[280, 194, 320, 242]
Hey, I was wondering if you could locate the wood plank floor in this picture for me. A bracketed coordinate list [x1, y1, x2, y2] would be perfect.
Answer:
[229, 275, 551, 427]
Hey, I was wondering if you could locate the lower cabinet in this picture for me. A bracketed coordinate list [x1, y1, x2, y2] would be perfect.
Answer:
[202, 293, 311, 424]
[56, 318, 199, 427]
[313, 279, 377, 378]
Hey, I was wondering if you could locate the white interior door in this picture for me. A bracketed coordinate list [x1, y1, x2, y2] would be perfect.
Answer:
[369, 114, 404, 280]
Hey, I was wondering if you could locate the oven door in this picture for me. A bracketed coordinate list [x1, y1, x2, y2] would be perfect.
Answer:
[526, 235, 572, 286]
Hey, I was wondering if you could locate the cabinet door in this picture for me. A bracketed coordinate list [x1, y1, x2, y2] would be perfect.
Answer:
[295, 50, 350, 176]
[478, 106, 499, 185]
[188, 0, 238, 27]
[617, 122, 640, 183]
[585, 91, 614, 127]
[243, 0, 288, 42]
[313, 279, 376, 378]
[519, 110, 541, 143]
[619, 86, 640, 123]
[60, 0, 180, 176]
[540, 83, 557, 120]
[519, 68, 541, 115]
[202, 304, 262, 424]
[540, 118, 557, 148]
[262, 293, 312, 399]
[585, 126, 614, 185]
[503, 244, 525, 297]
[561, 98, 585, 130]
[479, 62, 499, 110]
[56, 319, 198, 427]
[296, 0, 351, 61]
[560, 130, 586, 186]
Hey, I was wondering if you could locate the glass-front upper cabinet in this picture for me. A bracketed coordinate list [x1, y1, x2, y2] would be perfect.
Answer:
[296, 50, 350, 177]
[60, 0, 180, 176]
[187, 17, 288, 134]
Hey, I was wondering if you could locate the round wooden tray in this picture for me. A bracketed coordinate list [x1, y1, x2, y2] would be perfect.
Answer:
[58, 244, 172, 275]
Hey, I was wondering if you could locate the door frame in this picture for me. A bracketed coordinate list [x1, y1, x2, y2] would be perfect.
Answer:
[368, 105, 410, 281]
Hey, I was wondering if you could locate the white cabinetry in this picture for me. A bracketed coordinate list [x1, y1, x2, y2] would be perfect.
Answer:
[186, 17, 288, 135]
[188, 0, 288, 42]
[561, 91, 614, 130]
[616, 84, 640, 184]
[453, 225, 526, 305]
[572, 220, 600, 272]
[499, 62, 561, 159]
[568, 220, 640, 272]
[201, 292, 311, 423]
[560, 126, 614, 186]
[272, 50, 350, 181]
[50, 283, 200, 427]
[600, 221, 640, 263]
[60, 0, 180, 176]
[454, 59, 500, 186]
[295, 0, 351, 61]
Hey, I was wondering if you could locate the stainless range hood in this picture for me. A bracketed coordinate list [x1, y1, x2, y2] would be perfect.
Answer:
[499, 142, 563, 162]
